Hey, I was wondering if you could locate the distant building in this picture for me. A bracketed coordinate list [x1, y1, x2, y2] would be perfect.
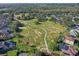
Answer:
[59, 43, 78, 56]
[63, 36, 76, 45]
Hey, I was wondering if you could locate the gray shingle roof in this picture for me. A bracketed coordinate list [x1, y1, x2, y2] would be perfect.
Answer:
[0, 14, 14, 40]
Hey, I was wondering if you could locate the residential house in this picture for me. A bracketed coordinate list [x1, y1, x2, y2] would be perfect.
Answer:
[0, 42, 8, 52]
[0, 32, 7, 40]
[51, 15, 64, 24]
[0, 41, 16, 52]
[72, 24, 79, 33]
[63, 36, 76, 45]
[0, 30, 14, 40]
[4, 41, 16, 49]
[69, 29, 78, 37]
[0, 15, 8, 29]
[59, 43, 78, 56]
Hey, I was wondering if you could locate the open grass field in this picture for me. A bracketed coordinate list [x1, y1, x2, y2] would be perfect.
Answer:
[9, 19, 69, 55]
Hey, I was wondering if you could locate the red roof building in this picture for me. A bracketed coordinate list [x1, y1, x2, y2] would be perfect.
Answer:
[64, 36, 76, 45]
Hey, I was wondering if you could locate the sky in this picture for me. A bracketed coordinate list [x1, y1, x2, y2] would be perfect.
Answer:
[0, 0, 79, 3]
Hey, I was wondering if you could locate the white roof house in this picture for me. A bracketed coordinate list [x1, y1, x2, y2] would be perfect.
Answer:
[70, 29, 78, 37]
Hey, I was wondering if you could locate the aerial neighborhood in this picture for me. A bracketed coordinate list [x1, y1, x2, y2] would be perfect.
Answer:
[0, 3, 79, 56]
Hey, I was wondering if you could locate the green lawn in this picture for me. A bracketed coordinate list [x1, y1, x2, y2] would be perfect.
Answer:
[7, 50, 17, 56]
